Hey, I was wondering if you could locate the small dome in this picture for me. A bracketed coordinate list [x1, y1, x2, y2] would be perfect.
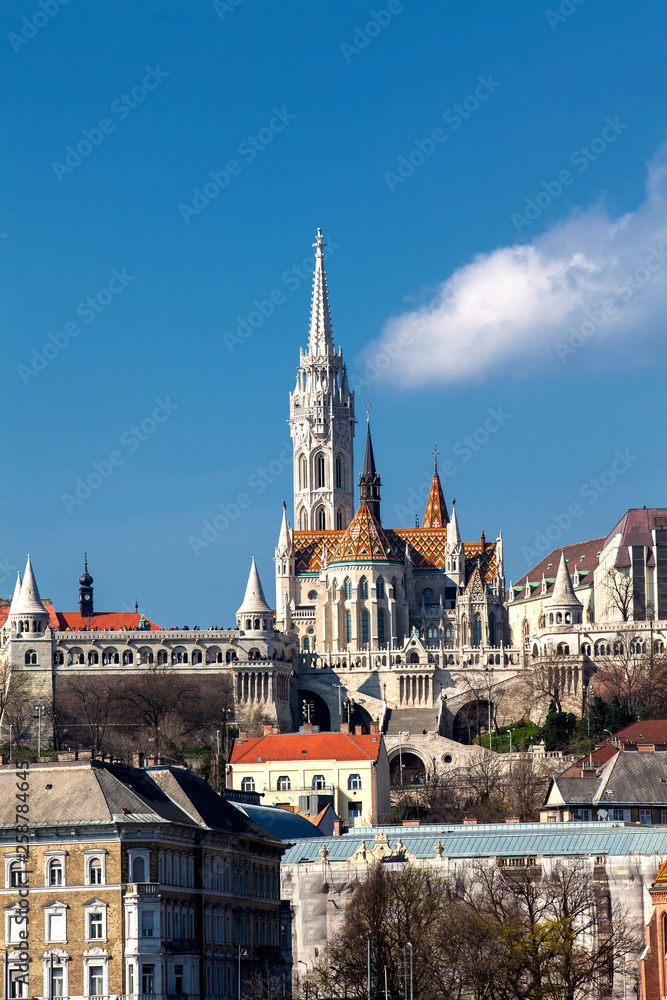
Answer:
[79, 555, 93, 587]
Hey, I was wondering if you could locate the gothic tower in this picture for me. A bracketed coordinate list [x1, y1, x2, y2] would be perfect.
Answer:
[289, 229, 355, 532]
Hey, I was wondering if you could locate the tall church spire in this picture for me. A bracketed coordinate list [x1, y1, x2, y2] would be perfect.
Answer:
[8, 571, 22, 614]
[289, 229, 355, 532]
[359, 419, 382, 522]
[308, 228, 334, 356]
[422, 450, 449, 529]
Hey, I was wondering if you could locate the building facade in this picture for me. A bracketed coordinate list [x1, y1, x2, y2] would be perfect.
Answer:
[0, 757, 290, 1000]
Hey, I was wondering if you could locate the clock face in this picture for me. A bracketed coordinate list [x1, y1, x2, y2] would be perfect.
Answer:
[83, 593, 91, 601]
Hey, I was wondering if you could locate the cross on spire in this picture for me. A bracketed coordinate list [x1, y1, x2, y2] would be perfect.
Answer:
[308, 227, 334, 356]
[433, 444, 439, 470]
[366, 401, 371, 423]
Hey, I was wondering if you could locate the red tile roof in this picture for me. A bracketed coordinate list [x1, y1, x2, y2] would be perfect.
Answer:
[229, 731, 383, 764]
[612, 720, 667, 744]
[0, 604, 161, 631]
[511, 538, 605, 603]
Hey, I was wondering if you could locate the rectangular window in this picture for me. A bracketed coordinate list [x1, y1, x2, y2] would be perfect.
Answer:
[141, 964, 155, 996]
[377, 608, 385, 643]
[348, 802, 362, 819]
[89, 965, 104, 997]
[174, 965, 184, 994]
[8, 915, 23, 944]
[661, 809, 667, 824]
[633, 545, 647, 619]
[89, 912, 103, 939]
[361, 610, 369, 644]
[141, 910, 155, 937]
[128, 965, 134, 996]
[51, 967, 64, 998]
[47, 912, 66, 942]
[346, 610, 352, 643]
[9, 971, 27, 998]
[611, 808, 625, 821]
[639, 808, 652, 825]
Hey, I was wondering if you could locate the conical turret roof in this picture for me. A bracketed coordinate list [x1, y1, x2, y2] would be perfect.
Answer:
[13, 556, 47, 616]
[447, 503, 461, 547]
[8, 571, 22, 614]
[237, 558, 273, 616]
[308, 229, 334, 356]
[422, 466, 449, 529]
[551, 551, 582, 608]
[277, 503, 293, 555]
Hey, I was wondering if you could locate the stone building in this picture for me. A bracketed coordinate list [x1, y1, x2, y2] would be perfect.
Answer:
[0, 556, 297, 744]
[282, 820, 667, 992]
[0, 757, 290, 999]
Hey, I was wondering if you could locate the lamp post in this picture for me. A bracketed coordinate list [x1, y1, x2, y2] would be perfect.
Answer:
[298, 961, 308, 1000]
[483, 668, 493, 754]
[34, 705, 45, 757]
[238, 945, 249, 1000]
[408, 942, 413, 1000]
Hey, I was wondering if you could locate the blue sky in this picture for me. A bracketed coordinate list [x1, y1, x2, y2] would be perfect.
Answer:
[3, 0, 666, 624]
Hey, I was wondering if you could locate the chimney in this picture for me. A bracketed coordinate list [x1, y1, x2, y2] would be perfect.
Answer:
[340, 722, 350, 734]
[463, 818, 478, 825]
[402, 820, 420, 826]
[354, 725, 363, 735]
[505, 818, 521, 824]
[333, 821, 343, 836]
[239, 732, 248, 740]
[370, 721, 380, 735]
[132, 752, 145, 768]
[302, 723, 313, 733]
[481, 530, 486, 550]
[263, 725, 273, 735]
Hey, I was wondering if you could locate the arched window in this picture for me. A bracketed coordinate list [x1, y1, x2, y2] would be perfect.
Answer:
[24, 650, 37, 665]
[172, 647, 187, 664]
[157, 649, 168, 665]
[317, 507, 326, 530]
[532, 644, 539, 658]
[103, 648, 119, 665]
[378, 609, 385, 643]
[315, 453, 326, 489]
[361, 610, 369, 644]
[445, 623, 454, 640]
[488, 615, 495, 647]
[88, 650, 99, 665]
[312, 775, 326, 790]
[614, 641, 624, 655]
[89, 858, 103, 885]
[131, 856, 145, 882]
[48, 859, 63, 887]
[348, 774, 362, 790]
[335, 455, 343, 489]
[344, 578, 352, 600]
[192, 649, 203, 664]
[241, 777, 255, 792]
[427, 625, 438, 640]
[359, 577, 368, 600]
[298, 454, 308, 491]
[226, 649, 237, 663]
[277, 776, 290, 791]
[9, 861, 25, 887]
[123, 650, 133, 665]
[299, 508, 308, 530]
[53, 651, 64, 665]
[336, 508, 344, 530]
[376, 577, 385, 600]
[556, 612, 562, 624]
[303, 637, 310, 652]
[474, 616, 482, 646]
[346, 610, 352, 643]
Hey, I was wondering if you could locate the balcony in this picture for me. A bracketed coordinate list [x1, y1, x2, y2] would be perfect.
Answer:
[126, 882, 159, 896]
[164, 938, 198, 954]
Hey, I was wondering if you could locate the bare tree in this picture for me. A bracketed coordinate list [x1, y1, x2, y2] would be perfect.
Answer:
[594, 631, 667, 717]
[603, 567, 635, 622]
[55, 675, 122, 755]
[2, 669, 34, 755]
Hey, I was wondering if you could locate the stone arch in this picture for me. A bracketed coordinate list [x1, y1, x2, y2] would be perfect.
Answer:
[387, 747, 429, 786]
[297, 689, 331, 731]
[452, 698, 492, 745]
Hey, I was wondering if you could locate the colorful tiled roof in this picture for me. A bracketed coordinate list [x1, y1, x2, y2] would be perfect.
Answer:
[465, 565, 486, 599]
[229, 731, 383, 764]
[328, 505, 403, 565]
[422, 470, 449, 528]
[293, 527, 497, 578]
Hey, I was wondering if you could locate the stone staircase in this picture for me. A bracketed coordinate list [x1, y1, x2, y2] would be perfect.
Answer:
[383, 707, 437, 736]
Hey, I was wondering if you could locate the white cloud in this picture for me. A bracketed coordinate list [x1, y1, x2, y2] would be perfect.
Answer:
[364, 148, 667, 386]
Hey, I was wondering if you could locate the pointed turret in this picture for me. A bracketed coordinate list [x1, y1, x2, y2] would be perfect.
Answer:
[8, 572, 22, 615]
[550, 552, 582, 610]
[308, 228, 335, 357]
[15, 556, 47, 616]
[79, 553, 94, 616]
[422, 456, 449, 529]
[447, 502, 461, 549]
[358, 419, 382, 522]
[276, 502, 294, 557]
[237, 558, 273, 632]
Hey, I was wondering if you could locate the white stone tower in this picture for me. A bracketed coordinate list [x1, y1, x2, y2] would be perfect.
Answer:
[288, 229, 355, 532]
[275, 502, 295, 632]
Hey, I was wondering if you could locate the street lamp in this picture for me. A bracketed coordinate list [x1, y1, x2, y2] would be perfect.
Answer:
[238, 945, 249, 1000]
[483, 668, 493, 754]
[408, 942, 413, 1000]
[298, 961, 309, 1000]
[34, 705, 45, 758]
